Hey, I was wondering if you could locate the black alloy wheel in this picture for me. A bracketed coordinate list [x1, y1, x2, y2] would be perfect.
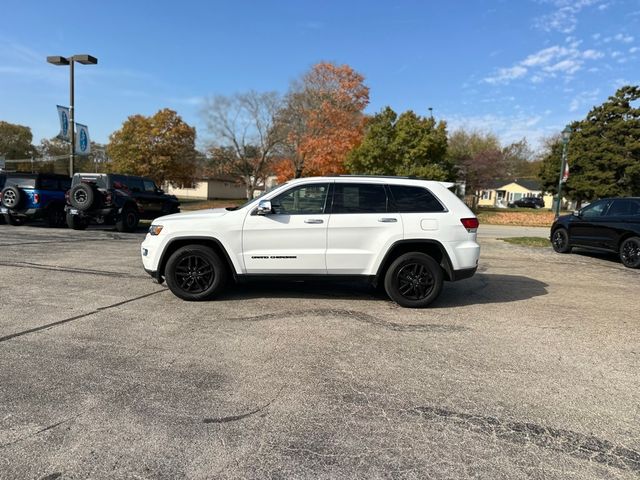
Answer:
[551, 228, 572, 253]
[115, 207, 139, 233]
[165, 245, 226, 301]
[620, 237, 640, 269]
[46, 205, 66, 228]
[3, 214, 25, 226]
[384, 252, 443, 308]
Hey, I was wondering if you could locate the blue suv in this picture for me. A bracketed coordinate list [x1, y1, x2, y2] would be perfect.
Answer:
[0, 172, 71, 227]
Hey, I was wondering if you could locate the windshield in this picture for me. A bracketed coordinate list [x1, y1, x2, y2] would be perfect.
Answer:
[225, 182, 287, 211]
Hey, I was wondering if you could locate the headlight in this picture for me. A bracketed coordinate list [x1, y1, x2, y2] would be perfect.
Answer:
[149, 225, 163, 235]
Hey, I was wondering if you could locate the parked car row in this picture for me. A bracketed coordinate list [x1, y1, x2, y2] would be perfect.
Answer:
[508, 196, 545, 209]
[0, 172, 180, 232]
[550, 197, 640, 268]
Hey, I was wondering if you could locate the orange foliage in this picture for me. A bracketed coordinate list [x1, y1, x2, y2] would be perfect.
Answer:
[277, 62, 369, 181]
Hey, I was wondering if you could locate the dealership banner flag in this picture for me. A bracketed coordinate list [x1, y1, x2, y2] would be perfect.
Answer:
[75, 123, 91, 155]
[57, 105, 70, 141]
[561, 160, 569, 183]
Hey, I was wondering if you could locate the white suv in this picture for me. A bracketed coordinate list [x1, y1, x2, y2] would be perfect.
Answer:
[140, 176, 480, 308]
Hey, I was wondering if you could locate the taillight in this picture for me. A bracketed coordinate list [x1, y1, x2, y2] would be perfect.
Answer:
[33, 193, 40, 204]
[460, 217, 479, 232]
[105, 192, 112, 205]
[65, 190, 70, 203]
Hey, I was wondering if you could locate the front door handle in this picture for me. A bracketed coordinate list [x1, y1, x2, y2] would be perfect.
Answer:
[304, 219, 324, 224]
[378, 217, 398, 223]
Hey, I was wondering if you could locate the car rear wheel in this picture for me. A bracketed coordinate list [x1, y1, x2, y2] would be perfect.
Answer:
[66, 213, 88, 230]
[3, 213, 25, 226]
[165, 245, 226, 301]
[551, 228, 572, 253]
[384, 252, 443, 308]
[115, 206, 139, 232]
[619, 237, 640, 268]
[46, 205, 66, 228]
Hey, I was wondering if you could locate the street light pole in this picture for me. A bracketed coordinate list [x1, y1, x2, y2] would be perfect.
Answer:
[555, 126, 572, 218]
[47, 54, 98, 177]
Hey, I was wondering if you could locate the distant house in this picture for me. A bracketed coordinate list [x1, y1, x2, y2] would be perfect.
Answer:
[477, 179, 554, 209]
[165, 175, 246, 200]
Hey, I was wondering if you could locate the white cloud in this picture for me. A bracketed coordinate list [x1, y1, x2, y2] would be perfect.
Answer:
[582, 49, 604, 59]
[534, 0, 606, 34]
[611, 50, 623, 58]
[614, 33, 634, 43]
[484, 41, 604, 84]
[630, 47, 639, 53]
[485, 65, 528, 84]
[569, 89, 600, 112]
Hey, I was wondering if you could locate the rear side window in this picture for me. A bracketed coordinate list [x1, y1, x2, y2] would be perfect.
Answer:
[389, 185, 445, 213]
[607, 199, 640, 216]
[38, 178, 58, 190]
[5, 177, 36, 188]
[125, 177, 144, 193]
[332, 183, 388, 214]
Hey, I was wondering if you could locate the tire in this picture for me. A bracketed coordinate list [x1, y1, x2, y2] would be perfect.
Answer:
[115, 206, 139, 232]
[165, 245, 226, 301]
[69, 183, 95, 211]
[1, 186, 22, 209]
[3, 213, 25, 226]
[619, 237, 640, 269]
[551, 228, 572, 253]
[66, 213, 88, 230]
[384, 252, 443, 308]
[45, 205, 66, 228]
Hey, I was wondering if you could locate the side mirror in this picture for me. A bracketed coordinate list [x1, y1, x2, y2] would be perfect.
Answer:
[572, 210, 580, 217]
[156, 188, 164, 195]
[257, 199, 272, 215]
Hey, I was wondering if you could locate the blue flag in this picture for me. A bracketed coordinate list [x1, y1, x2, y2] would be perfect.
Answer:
[57, 105, 70, 141]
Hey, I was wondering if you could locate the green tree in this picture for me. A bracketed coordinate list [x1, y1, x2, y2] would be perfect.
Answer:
[107, 109, 197, 186]
[346, 107, 453, 180]
[447, 129, 503, 197]
[0, 120, 36, 160]
[539, 85, 640, 202]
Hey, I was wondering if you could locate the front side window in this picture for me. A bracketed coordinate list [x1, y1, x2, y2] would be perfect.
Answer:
[143, 180, 156, 193]
[389, 185, 445, 213]
[332, 183, 388, 214]
[125, 177, 144, 193]
[581, 200, 609, 218]
[271, 183, 329, 215]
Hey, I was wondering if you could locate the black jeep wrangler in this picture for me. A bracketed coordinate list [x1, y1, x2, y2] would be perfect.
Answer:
[65, 173, 180, 232]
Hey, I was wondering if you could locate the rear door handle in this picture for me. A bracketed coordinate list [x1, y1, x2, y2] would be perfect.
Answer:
[378, 217, 398, 223]
[304, 219, 324, 224]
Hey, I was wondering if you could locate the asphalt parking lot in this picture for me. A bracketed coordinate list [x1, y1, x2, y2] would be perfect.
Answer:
[0, 223, 638, 479]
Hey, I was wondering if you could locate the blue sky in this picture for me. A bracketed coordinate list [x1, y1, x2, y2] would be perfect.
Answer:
[1, 0, 639, 153]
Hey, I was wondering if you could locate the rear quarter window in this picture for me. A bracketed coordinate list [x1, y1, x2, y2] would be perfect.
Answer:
[389, 185, 445, 213]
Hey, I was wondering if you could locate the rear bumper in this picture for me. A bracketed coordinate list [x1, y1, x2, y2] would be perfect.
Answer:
[449, 266, 477, 281]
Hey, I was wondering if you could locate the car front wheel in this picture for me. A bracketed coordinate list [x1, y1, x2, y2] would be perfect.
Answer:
[384, 252, 443, 308]
[551, 228, 572, 253]
[619, 237, 640, 268]
[165, 245, 226, 301]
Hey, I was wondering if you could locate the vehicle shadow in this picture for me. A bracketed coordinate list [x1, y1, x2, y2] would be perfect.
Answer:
[570, 248, 623, 266]
[432, 273, 548, 308]
[4, 221, 149, 235]
[220, 273, 548, 307]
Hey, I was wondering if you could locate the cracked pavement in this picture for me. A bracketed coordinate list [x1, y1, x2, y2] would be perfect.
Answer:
[0, 224, 638, 479]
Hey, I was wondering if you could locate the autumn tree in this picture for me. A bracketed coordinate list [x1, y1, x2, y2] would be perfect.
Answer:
[107, 109, 197, 186]
[539, 85, 640, 203]
[201, 91, 282, 199]
[0, 121, 36, 160]
[346, 107, 453, 179]
[275, 62, 370, 180]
